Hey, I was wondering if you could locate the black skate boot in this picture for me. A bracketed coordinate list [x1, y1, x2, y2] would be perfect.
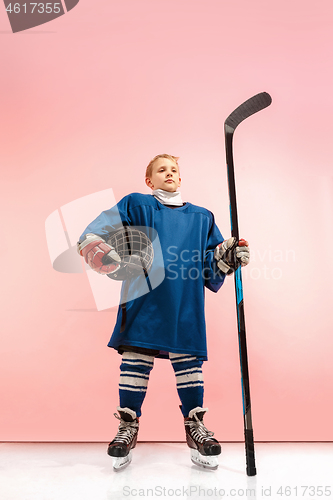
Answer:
[107, 406, 139, 471]
[184, 406, 221, 470]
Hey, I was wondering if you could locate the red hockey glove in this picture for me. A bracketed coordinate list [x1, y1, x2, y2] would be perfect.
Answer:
[214, 237, 250, 274]
[77, 233, 121, 275]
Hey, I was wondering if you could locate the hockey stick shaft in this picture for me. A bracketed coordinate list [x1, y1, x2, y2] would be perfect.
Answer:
[224, 92, 272, 476]
[225, 131, 256, 476]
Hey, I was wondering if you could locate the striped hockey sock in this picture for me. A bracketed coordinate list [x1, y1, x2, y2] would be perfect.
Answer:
[119, 352, 154, 417]
[169, 353, 204, 417]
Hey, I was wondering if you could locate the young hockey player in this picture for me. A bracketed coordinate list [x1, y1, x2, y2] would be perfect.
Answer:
[77, 154, 250, 471]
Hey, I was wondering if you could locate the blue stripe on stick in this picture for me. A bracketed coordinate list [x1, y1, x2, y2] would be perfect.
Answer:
[235, 267, 243, 305]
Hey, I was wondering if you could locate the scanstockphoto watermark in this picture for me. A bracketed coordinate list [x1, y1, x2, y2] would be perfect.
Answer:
[165, 245, 296, 282]
[122, 484, 333, 498]
[123, 485, 256, 497]
[243, 246, 296, 281]
[166, 245, 216, 281]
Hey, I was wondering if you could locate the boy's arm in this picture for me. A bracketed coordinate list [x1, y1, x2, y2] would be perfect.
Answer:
[203, 213, 227, 293]
[204, 213, 250, 292]
[78, 196, 132, 244]
[77, 195, 132, 273]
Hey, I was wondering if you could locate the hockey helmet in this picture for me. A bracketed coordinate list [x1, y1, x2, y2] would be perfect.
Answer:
[106, 226, 154, 281]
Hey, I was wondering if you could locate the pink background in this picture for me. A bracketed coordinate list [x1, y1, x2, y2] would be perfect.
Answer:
[0, 0, 332, 442]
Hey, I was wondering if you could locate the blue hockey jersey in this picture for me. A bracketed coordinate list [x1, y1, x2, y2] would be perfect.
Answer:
[79, 193, 226, 360]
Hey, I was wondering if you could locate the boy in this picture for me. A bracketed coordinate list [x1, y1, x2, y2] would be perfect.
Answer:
[77, 154, 250, 471]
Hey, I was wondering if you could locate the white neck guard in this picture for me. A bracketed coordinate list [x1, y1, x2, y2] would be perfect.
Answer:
[152, 189, 184, 206]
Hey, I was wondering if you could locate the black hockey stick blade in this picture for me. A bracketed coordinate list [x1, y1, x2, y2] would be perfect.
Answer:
[225, 92, 272, 132]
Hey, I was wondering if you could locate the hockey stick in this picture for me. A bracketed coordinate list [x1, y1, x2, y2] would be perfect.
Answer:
[224, 92, 272, 476]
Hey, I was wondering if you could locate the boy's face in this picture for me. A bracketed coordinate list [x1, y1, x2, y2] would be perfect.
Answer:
[145, 158, 181, 192]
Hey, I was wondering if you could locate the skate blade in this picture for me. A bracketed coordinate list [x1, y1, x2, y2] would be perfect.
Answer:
[190, 449, 219, 470]
[112, 451, 132, 472]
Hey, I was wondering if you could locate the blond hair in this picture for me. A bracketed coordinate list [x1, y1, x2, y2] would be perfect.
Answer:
[145, 154, 180, 178]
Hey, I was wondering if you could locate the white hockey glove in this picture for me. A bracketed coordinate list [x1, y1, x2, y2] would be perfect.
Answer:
[77, 233, 121, 275]
[214, 237, 250, 275]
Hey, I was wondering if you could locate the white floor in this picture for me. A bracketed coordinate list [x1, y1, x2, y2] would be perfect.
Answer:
[0, 442, 332, 500]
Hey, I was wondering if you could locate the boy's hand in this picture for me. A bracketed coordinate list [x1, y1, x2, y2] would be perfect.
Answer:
[214, 237, 250, 274]
[77, 233, 121, 275]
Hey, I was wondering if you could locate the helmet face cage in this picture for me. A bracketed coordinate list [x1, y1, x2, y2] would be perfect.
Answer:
[106, 227, 154, 281]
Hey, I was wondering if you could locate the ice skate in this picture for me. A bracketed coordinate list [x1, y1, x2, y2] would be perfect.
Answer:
[107, 407, 139, 471]
[184, 406, 221, 470]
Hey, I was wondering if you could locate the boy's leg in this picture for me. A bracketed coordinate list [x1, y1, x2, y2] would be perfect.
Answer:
[169, 353, 204, 417]
[108, 351, 154, 471]
[169, 352, 221, 470]
[119, 351, 155, 417]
